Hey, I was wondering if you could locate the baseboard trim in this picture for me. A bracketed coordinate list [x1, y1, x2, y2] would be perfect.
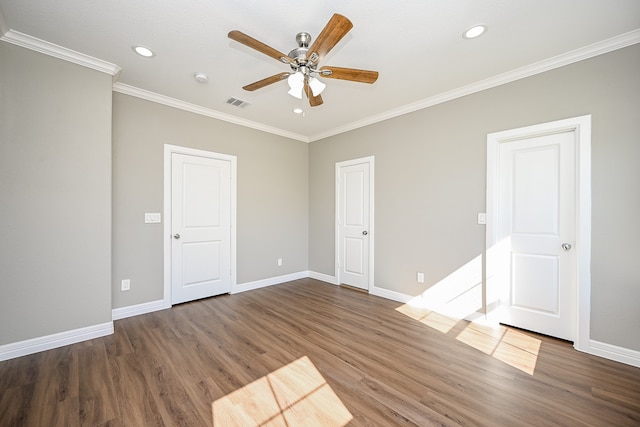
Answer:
[6, 278, 639, 369]
[589, 340, 640, 368]
[308, 271, 338, 285]
[112, 299, 170, 321]
[0, 322, 113, 362]
[370, 285, 413, 303]
[232, 271, 309, 294]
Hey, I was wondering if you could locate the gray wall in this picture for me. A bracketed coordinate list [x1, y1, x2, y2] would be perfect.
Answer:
[0, 42, 113, 345]
[309, 44, 640, 351]
[2, 37, 638, 356]
[112, 94, 309, 309]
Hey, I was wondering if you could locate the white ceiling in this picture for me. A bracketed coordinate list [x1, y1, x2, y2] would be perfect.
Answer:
[1, 1, 639, 142]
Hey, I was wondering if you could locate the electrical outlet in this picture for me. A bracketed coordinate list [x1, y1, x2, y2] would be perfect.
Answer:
[121, 279, 130, 291]
[277, 258, 283, 267]
[417, 272, 425, 283]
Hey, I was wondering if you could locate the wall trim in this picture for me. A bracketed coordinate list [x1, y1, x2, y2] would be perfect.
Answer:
[370, 285, 413, 304]
[0, 322, 113, 362]
[112, 299, 170, 321]
[112, 30, 640, 143]
[308, 29, 640, 142]
[232, 271, 309, 294]
[589, 340, 640, 368]
[2, 24, 636, 144]
[113, 83, 308, 143]
[0, 29, 121, 77]
[4, 276, 639, 369]
[309, 271, 337, 285]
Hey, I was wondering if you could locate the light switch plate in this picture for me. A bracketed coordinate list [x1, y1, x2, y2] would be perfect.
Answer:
[145, 213, 161, 223]
[477, 213, 486, 225]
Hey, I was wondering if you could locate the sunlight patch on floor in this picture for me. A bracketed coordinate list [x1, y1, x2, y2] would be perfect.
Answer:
[456, 322, 541, 375]
[394, 251, 542, 375]
[395, 304, 461, 334]
[212, 356, 353, 426]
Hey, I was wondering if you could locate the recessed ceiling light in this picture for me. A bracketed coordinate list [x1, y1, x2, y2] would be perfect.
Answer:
[293, 108, 304, 114]
[463, 25, 487, 39]
[194, 72, 209, 83]
[132, 45, 155, 57]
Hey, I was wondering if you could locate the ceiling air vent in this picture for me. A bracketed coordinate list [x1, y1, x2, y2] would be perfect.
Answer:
[225, 97, 251, 108]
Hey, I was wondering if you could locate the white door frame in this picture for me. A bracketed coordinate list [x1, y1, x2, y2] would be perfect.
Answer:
[163, 144, 237, 307]
[486, 115, 591, 352]
[335, 156, 375, 290]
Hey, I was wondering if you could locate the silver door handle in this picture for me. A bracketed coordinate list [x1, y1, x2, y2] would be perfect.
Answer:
[562, 243, 572, 251]
[362, 231, 368, 236]
[173, 233, 181, 239]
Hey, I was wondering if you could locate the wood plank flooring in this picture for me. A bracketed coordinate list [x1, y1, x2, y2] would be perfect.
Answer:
[1, 278, 639, 426]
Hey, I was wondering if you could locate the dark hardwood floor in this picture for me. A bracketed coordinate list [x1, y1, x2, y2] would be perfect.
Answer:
[1, 278, 639, 426]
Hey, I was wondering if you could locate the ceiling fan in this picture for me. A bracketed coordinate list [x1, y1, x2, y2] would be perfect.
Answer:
[228, 13, 378, 107]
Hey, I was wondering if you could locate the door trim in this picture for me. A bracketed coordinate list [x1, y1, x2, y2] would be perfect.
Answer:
[486, 115, 591, 352]
[163, 144, 237, 307]
[335, 156, 375, 291]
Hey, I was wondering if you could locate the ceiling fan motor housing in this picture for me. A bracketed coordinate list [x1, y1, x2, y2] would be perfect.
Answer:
[296, 32, 311, 48]
[288, 32, 313, 66]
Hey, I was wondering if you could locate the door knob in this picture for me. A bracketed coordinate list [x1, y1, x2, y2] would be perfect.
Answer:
[362, 230, 368, 236]
[562, 243, 572, 251]
[173, 233, 181, 239]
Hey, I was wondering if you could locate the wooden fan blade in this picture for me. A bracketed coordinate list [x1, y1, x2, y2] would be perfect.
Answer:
[228, 30, 294, 65]
[319, 66, 379, 84]
[306, 14, 353, 63]
[304, 81, 323, 107]
[242, 73, 290, 91]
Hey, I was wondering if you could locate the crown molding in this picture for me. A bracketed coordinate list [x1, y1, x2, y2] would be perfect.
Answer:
[309, 29, 640, 142]
[0, 29, 121, 77]
[113, 83, 309, 143]
[2, 15, 636, 143]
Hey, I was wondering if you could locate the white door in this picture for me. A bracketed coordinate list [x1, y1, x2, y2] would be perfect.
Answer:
[488, 130, 577, 341]
[171, 153, 231, 304]
[336, 158, 373, 290]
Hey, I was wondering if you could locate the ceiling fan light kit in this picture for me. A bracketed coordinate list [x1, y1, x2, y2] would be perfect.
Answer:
[287, 71, 304, 99]
[228, 13, 379, 107]
[308, 77, 326, 97]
